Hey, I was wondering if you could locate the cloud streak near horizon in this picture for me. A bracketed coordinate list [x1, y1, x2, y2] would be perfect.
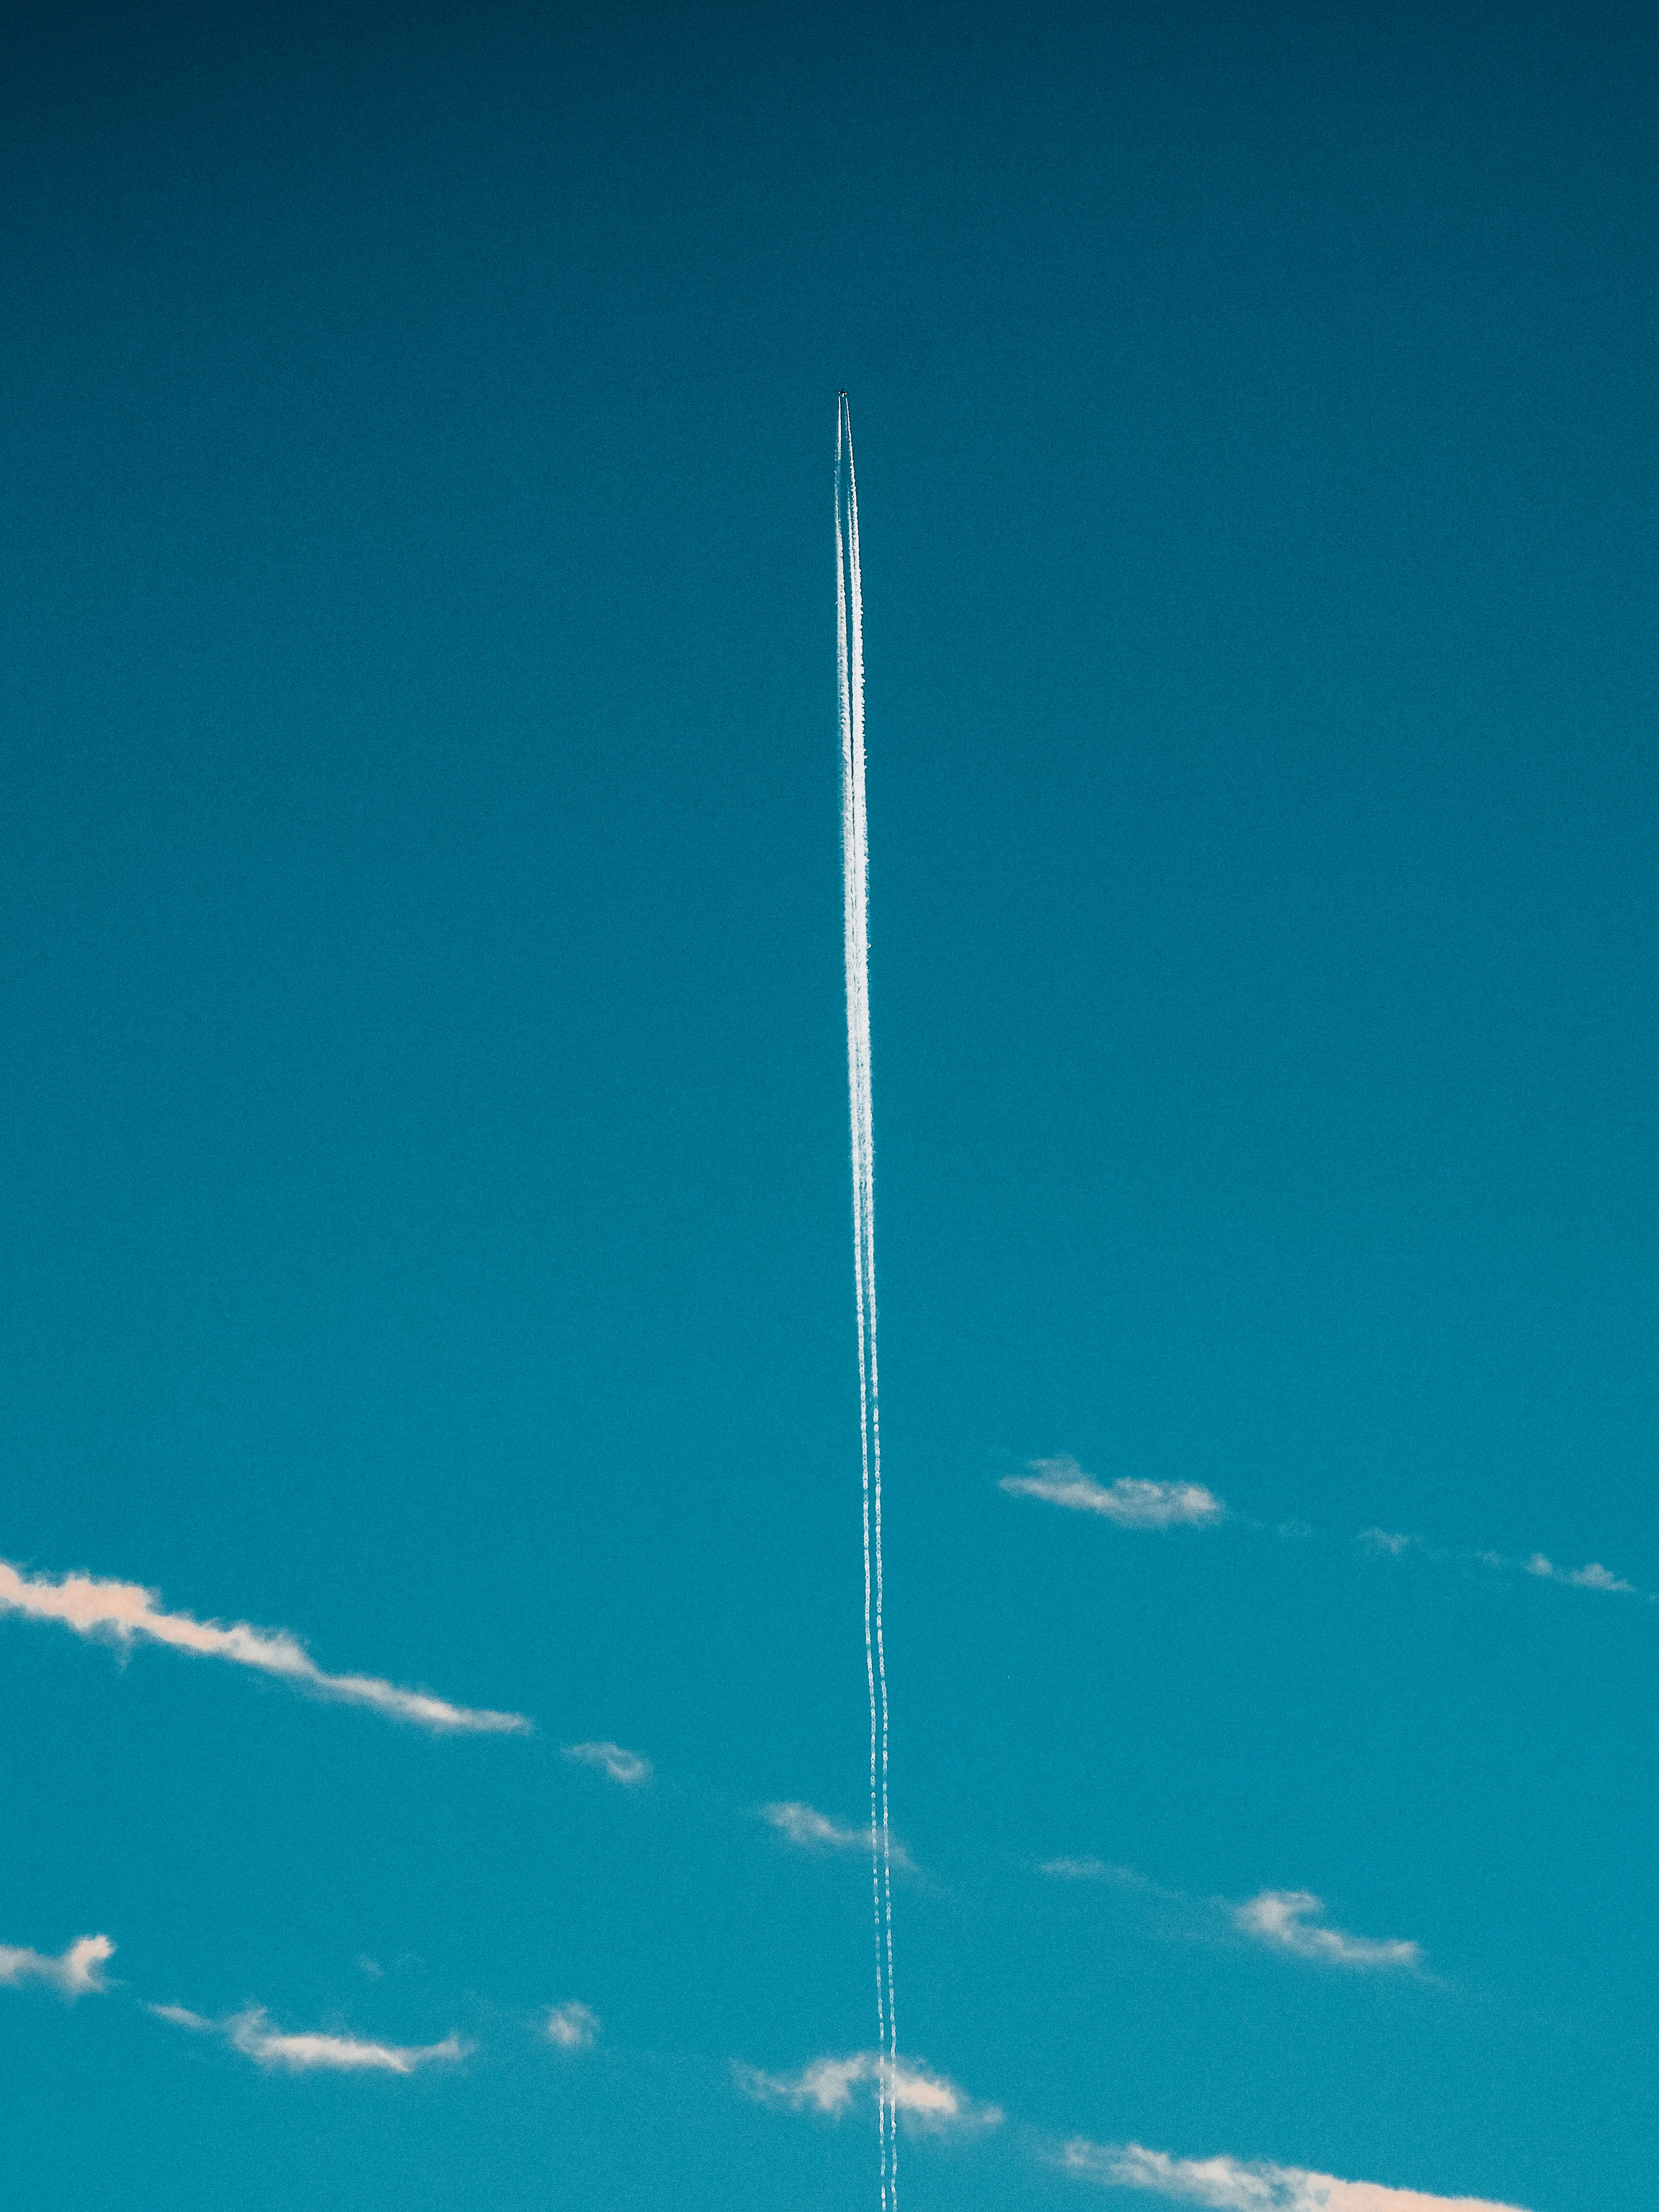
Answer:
[1058, 2137, 1531, 2210]
[1000, 1458, 1224, 1528]
[0, 1559, 530, 1735]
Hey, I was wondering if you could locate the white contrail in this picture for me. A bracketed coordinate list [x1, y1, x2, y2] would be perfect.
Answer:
[837, 392, 898, 2209]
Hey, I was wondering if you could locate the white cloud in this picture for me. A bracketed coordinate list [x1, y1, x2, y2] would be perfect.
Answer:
[226, 2008, 468, 2074]
[0, 1559, 530, 1735]
[1235, 1892, 1420, 1973]
[1358, 1529, 1416, 1557]
[1000, 1458, 1223, 1529]
[1058, 2137, 1530, 2210]
[1568, 1563, 1634, 1591]
[1037, 1864, 1415, 1968]
[563, 1740, 652, 1786]
[1524, 1555, 1634, 1595]
[763, 1800, 859, 1849]
[760, 1801, 914, 1872]
[0, 1933, 114, 2000]
[544, 2001, 599, 2050]
[148, 1996, 469, 2073]
[736, 2050, 1001, 2134]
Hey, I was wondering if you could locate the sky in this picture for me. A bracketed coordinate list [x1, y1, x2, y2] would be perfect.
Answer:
[2, 3, 1656, 2206]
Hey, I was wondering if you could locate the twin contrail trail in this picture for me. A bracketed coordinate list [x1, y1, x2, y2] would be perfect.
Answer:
[836, 392, 898, 2209]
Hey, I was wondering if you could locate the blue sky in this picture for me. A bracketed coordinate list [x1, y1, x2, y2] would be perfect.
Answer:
[2, 4, 1656, 2206]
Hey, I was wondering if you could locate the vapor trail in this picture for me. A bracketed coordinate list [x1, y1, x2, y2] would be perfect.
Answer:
[836, 392, 898, 2208]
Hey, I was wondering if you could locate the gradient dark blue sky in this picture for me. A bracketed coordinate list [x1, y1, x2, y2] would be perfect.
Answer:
[3, 4, 1656, 2207]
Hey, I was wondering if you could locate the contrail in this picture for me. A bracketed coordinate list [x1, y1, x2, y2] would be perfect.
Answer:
[836, 392, 898, 2208]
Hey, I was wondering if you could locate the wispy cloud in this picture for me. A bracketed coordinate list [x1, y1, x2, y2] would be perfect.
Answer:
[1058, 2137, 1530, 2210]
[0, 1559, 530, 1735]
[736, 2050, 1000, 2133]
[235, 2008, 467, 2073]
[1000, 1458, 1223, 1529]
[0, 1933, 114, 2000]
[544, 2001, 599, 2050]
[563, 1740, 652, 1786]
[1359, 1528, 1416, 1557]
[1523, 1554, 1635, 1595]
[147, 1996, 469, 2073]
[760, 1801, 915, 1873]
[1037, 1858, 1420, 1972]
[1361, 1530, 1647, 1601]
[1235, 1891, 1421, 1973]
[1037, 1857, 1152, 1889]
[230, 2009, 468, 2074]
[1003, 1480, 1648, 1602]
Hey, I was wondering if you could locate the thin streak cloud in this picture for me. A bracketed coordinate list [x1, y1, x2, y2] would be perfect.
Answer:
[218, 2007, 467, 2074]
[0, 1559, 530, 1735]
[1235, 1891, 1422, 1973]
[1037, 1857, 1155, 1890]
[149, 1996, 468, 2073]
[1058, 2137, 1531, 2210]
[562, 1740, 652, 1786]
[1000, 1458, 1223, 1528]
[229, 2009, 468, 2074]
[1037, 1857, 1420, 1969]
[1358, 1528, 1646, 1599]
[0, 1933, 114, 2000]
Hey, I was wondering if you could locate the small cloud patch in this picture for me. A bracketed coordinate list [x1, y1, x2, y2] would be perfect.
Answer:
[0, 1933, 114, 2001]
[1359, 1528, 1416, 1557]
[563, 1741, 653, 1786]
[1000, 1458, 1223, 1529]
[1526, 1554, 1634, 1594]
[736, 2050, 1000, 2134]
[1235, 1890, 1420, 1973]
[544, 2001, 599, 2051]
[761, 1801, 914, 1873]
